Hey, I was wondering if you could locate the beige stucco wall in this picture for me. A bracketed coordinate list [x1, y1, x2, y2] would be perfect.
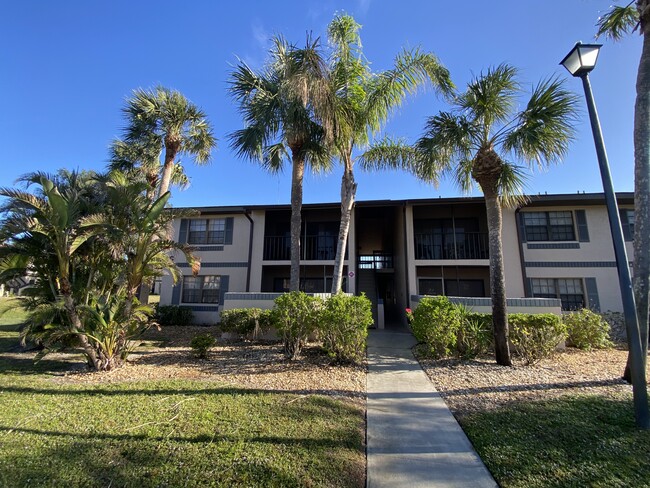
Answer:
[520, 205, 631, 312]
[502, 208, 525, 297]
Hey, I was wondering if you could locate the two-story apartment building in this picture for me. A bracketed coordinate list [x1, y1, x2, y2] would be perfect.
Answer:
[159, 192, 635, 325]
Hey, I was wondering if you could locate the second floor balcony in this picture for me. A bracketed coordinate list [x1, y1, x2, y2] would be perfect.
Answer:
[415, 232, 489, 260]
[264, 234, 345, 261]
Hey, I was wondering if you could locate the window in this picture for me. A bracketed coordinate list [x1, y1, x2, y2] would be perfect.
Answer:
[182, 275, 221, 303]
[418, 279, 443, 296]
[523, 211, 575, 241]
[444, 279, 485, 298]
[188, 219, 226, 244]
[621, 209, 635, 241]
[530, 278, 584, 310]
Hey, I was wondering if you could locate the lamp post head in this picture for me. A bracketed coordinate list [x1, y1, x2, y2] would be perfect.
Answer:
[560, 42, 602, 77]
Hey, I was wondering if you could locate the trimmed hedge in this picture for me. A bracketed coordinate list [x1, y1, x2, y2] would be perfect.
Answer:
[509, 313, 567, 364]
[564, 308, 613, 350]
[320, 293, 372, 364]
[220, 308, 273, 339]
[411, 296, 463, 358]
[272, 292, 322, 360]
[155, 305, 193, 326]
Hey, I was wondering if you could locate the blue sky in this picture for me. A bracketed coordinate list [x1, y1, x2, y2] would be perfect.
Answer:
[0, 0, 641, 208]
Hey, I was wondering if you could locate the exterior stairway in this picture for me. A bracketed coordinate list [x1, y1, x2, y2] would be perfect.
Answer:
[357, 269, 378, 326]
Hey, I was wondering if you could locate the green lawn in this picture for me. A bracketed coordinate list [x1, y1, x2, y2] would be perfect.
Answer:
[462, 393, 650, 488]
[0, 298, 365, 487]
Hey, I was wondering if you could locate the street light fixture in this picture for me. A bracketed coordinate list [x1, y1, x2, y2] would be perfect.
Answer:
[560, 42, 649, 428]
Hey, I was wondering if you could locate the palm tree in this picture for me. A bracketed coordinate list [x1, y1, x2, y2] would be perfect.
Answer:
[326, 14, 453, 293]
[0, 173, 102, 368]
[597, 2, 650, 378]
[368, 65, 578, 366]
[122, 86, 217, 199]
[229, 36, 332, 291]
[109, 138, 191, 202]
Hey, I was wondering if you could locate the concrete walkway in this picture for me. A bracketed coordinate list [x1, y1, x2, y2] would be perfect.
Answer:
[366, 329, 497, 487]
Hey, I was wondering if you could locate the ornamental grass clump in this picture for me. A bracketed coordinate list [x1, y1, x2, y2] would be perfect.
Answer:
[457, 311, 493, 359]
[564, 308, 613, 350]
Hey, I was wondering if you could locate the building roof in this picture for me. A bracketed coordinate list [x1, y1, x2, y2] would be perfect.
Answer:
[176, 192, 634, 215]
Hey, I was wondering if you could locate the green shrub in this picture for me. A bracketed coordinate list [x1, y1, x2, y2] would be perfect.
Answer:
[457, 311, 493, 359]
[319, 293, 373, 364]
[564, 308, 613, 350]
[509, 313, 567, 364]
[272, 292, 321, 360]
[190, 333, 216, 359]
[220, 308, 273, 339]
[156, 305, 193, 326]
[411, 296, 463, 358]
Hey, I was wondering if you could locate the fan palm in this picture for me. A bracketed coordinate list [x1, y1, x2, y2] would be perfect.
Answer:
[122, 86, 216, 199]
[396, 65, 578, 365]
[229, 36, 332, 291]
[597, 2, 650, 379]
[326, 14, 453, 293]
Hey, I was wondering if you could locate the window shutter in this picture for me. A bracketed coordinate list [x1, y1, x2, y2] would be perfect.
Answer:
[224, 217, 234, 245]
[219, 275, 230, 305]
[178, 219, 189, 243]
[525, 278, 533, 297]
[516, 212, 527, 243]
[576, 210, 590, 242]
[585, 278, 600, 312]
[620, 210, 632, 241]
[171, 281, 182, 305]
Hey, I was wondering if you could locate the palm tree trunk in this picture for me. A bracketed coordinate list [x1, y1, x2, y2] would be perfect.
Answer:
[290, 152, 305, 292]
[59, 276, 100, 370]
[157, 145, 178, 198]
[483, 190, 512, 366]
[625, 6, 650, 381]
[332, 157, 357, 294]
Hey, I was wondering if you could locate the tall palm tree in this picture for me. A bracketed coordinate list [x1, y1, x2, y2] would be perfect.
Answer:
[326, 14, 453, 293]
[597, 2, 650, 378]
[122, 86, 217, 199]
[367, 65, 578, 366]
[229, 36, 332, 291]
[109, 138, 190, 202]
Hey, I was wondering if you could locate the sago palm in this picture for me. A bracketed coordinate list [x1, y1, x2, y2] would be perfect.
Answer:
[229, 36, 332, 291]
[326, 14, 453, 293]
[122, 86, 216, 198]
[412, 65, 578, 365]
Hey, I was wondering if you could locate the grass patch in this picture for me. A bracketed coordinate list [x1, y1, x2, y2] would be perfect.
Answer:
[0, 298, 365, 487]
[462, 393, 650, 487]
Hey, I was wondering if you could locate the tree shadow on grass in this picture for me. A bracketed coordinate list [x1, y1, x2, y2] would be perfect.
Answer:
[0, 393, 364, 487]
[463, 395, 650, 488]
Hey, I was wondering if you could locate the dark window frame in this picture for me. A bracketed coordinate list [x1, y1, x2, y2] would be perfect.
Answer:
[188, 218, 227, 245]
[182, 275, 221, 304]
[523, 211, 576, 242]
[530, 277, 585, 311]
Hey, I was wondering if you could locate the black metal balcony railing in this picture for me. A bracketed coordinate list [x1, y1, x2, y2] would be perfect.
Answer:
[358, 253, 393, 270]
[415, 232, 489, 260]
[264, 235, 340, 261]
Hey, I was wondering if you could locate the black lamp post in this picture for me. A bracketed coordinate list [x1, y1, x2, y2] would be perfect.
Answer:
[561, 42, 649, 428]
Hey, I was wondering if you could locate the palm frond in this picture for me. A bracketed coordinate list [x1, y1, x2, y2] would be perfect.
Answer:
[596, 4, 639, 40]
[458, 64, 519, 135]
[503, 76, 580, 167]
[496, 162, 528, 208]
